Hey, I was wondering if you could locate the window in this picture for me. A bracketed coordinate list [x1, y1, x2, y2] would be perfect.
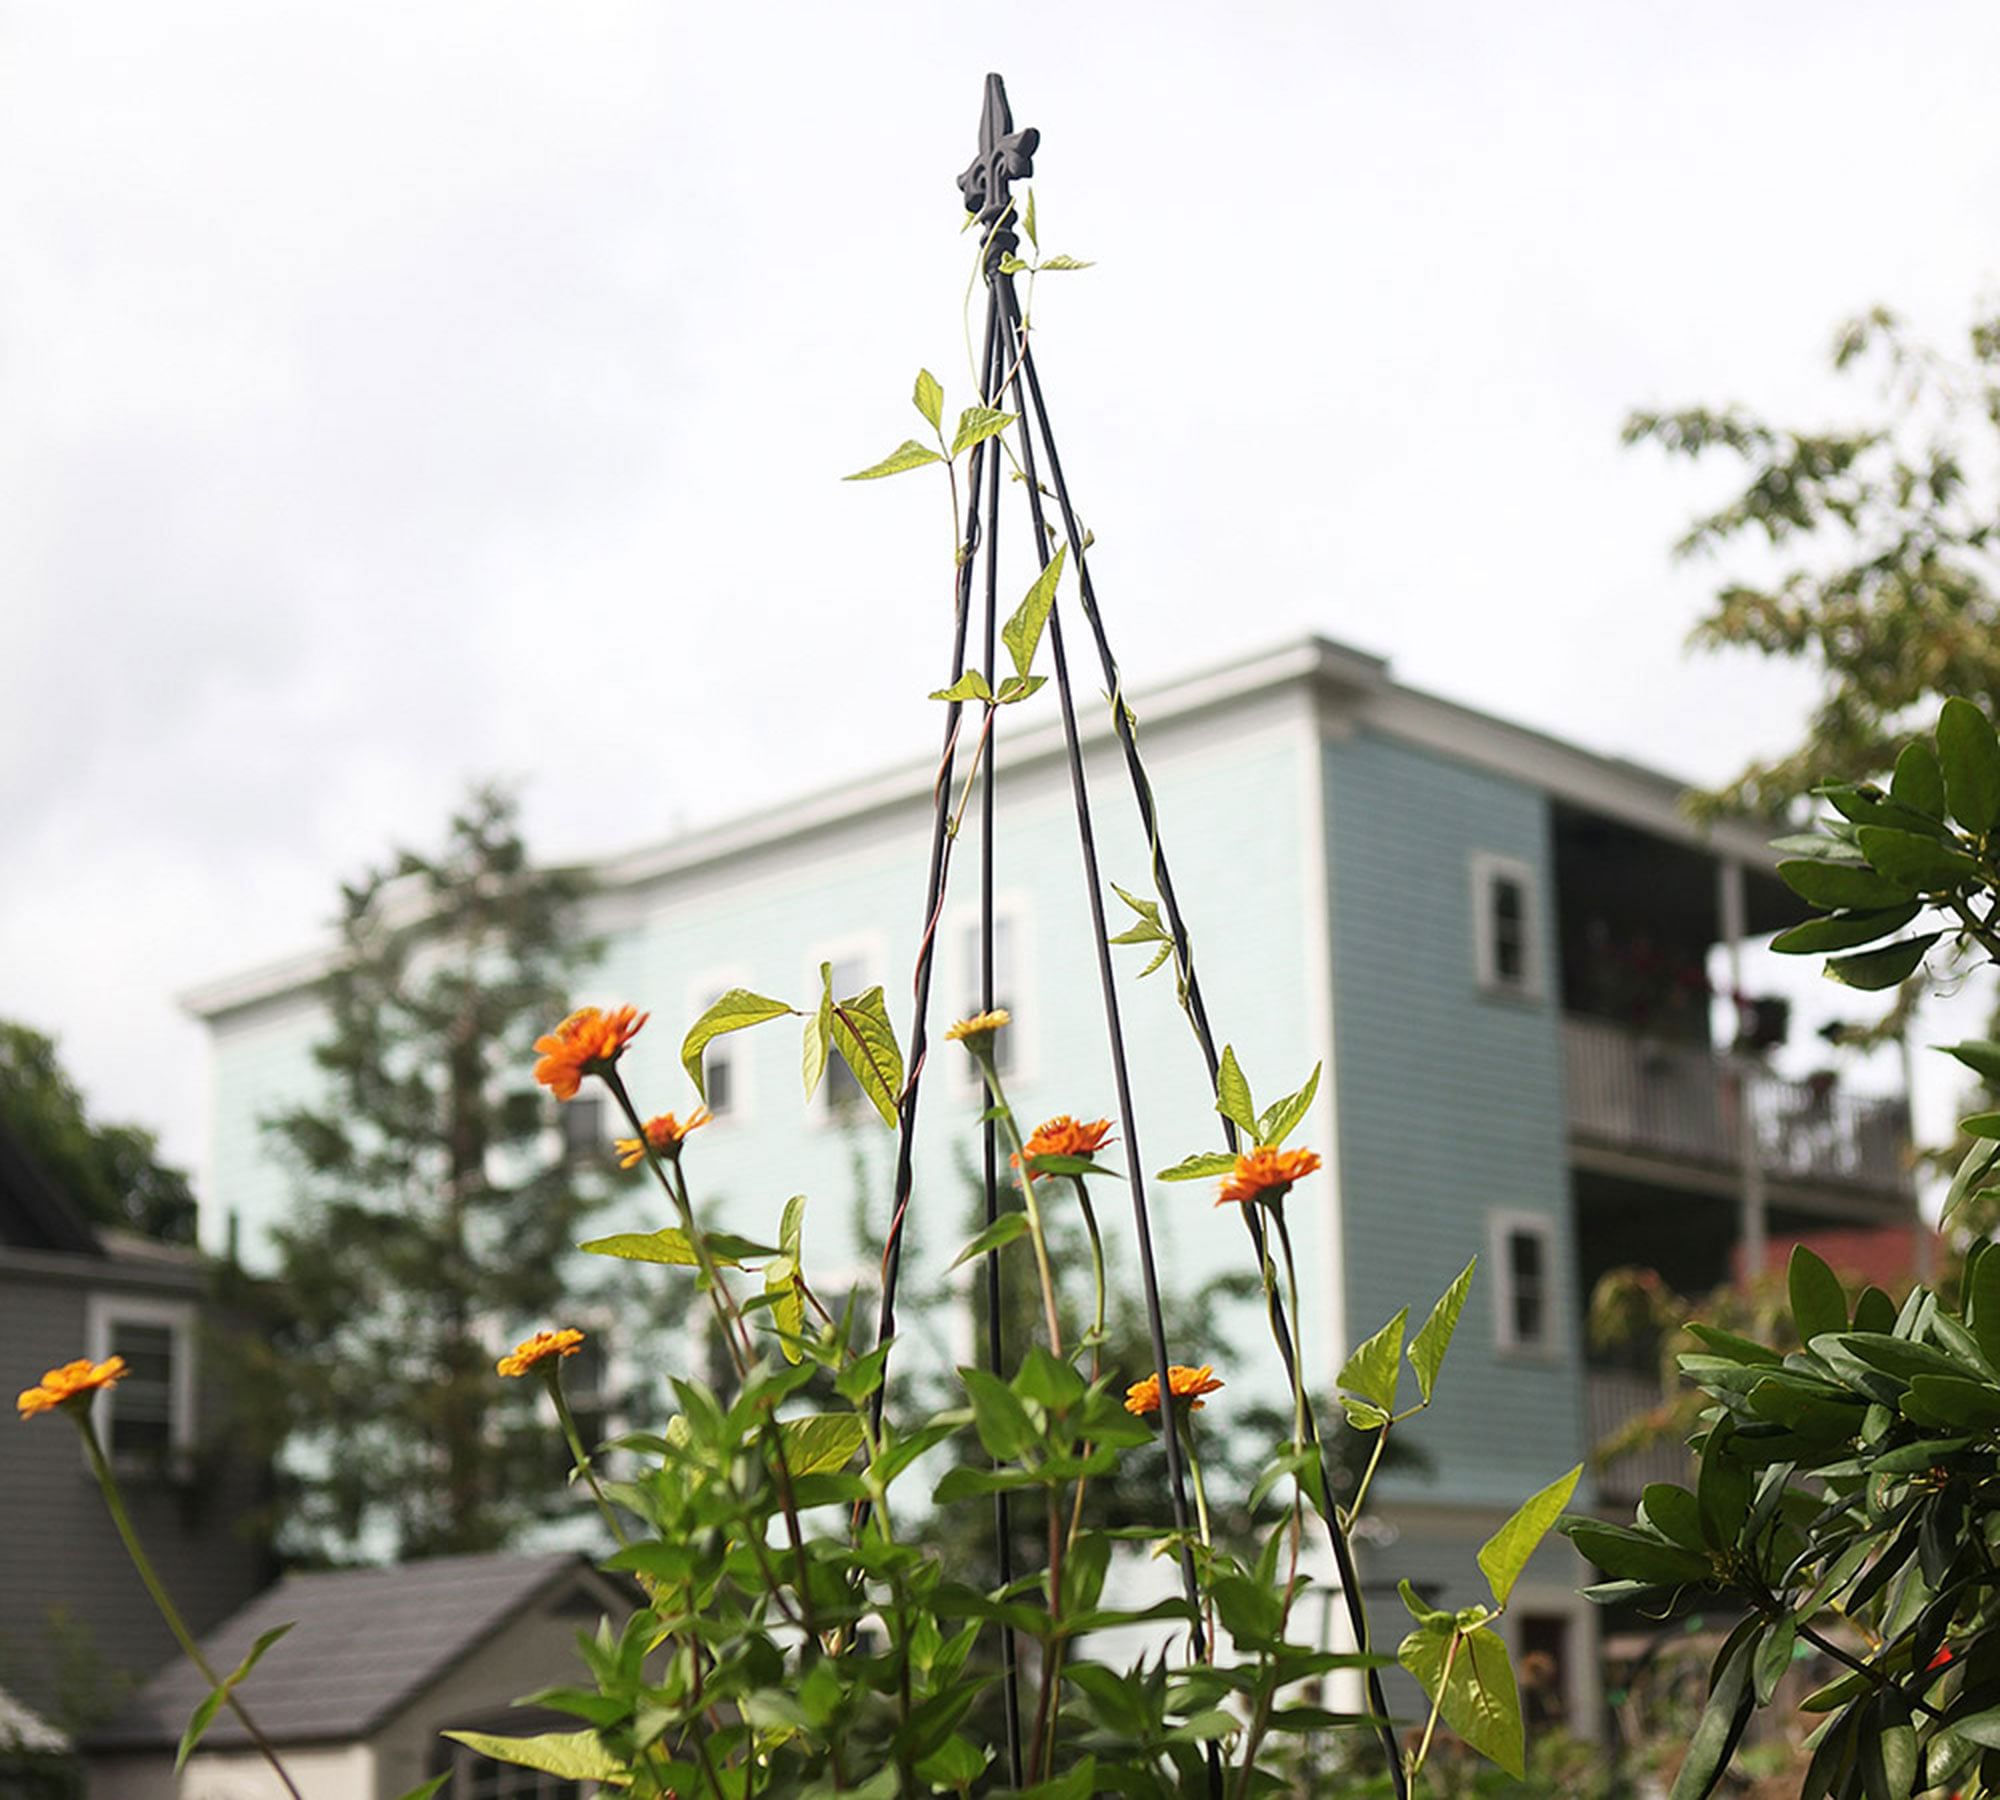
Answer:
[1516, 1611, 1573, 1733]
[1491, 1212, 1558, 1355]
[86, 1296, 195, 1470]
[560, 1093, 603, 1165]
[1471, 853, 1543, 1000]
[551, 1330, 615, 1478]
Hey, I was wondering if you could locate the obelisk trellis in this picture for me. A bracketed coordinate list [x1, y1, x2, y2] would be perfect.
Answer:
[864, 74, 1408, 1799]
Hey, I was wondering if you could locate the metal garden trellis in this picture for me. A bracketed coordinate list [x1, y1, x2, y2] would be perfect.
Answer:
[863, 74, 1409, 1798]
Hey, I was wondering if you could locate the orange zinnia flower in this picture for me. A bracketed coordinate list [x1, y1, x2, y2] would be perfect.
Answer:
[1125, 1364, 1224, 1417]
[497, 1328, 586, 1379]
[615, 1109, 712, 1169]
[17, 1356, 127, 1421]
[1217, 1146, 1321, 1208]
[533, 1006, 649, 1101]
[1013, 1115, 1115, 1179]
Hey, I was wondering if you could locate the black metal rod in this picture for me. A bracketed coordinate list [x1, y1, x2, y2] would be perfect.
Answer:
[989, 272, 1212, 1663]
[976, 286, 1027, 1790]
[1004, 301, 1408, 1797]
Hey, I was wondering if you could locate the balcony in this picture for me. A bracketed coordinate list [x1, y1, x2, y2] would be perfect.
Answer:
[1563, 1015, 1911, 1200]
[1586, 1367, 1690, 1504]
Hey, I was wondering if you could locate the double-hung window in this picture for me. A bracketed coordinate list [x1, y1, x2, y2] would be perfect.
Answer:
[1470, 852, 1543, 1001]
[87, 1295, 196, 1472]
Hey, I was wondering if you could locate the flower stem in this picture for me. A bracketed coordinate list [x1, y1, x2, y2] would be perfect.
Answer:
[549, 1374, 628, 1550]
[79, 1415, 303, 1800]
[973, 1053, 1063, 1356]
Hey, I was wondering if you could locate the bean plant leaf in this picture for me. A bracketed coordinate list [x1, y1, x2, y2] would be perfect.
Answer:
[579, 1228, 743, 1269]
[801, 990, 830, 1103]
[1038, 254, 1095, 270]
[1938, 697, 2000, 834]
[995, 673, 1046, 704]
[913, 368, 943, 431]
[682, 989, 794, 1098]
[1156, 1151, 1238, 1182]
[950, 406, 1017, 458]
[825, 974, 905, 1129]
[930, 671, 993, 704]
[1000, 544, 1068, 680]
[1398, 1622, 1524, 1778]
[1824, 933, 1939, 990]
[393, 1780, 453, 1800]
[779, 1414, 865, 1477]
[1214, 1045, 1259, 1137]
[1788, 1244, 1848, 1343]
[845, 440, 945, 481]
[444, 1731, 629, 1784]
[1409, 1258, 1476, 1403]
[1477, 1465, 1582, 1608]
[1338, 1308, 1408, 1414]
[177, 1622, 295, 1772]
[1023, 188, 1037, 249]
[1255, 1062, 1321, 1148]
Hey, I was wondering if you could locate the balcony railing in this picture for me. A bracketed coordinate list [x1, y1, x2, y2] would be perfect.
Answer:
[1587, 1367, 1691, 1503]
[1563, 1015, 1911, 1197]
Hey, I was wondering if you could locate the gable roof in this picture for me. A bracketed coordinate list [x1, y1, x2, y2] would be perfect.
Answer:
[89, 1550, 616, 1751]
[0, 1119, 101, 1256]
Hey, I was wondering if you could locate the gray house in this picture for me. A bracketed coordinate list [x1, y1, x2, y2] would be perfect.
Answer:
[86, 1551, 629, 1800]
[0, 1123, 271, 1739]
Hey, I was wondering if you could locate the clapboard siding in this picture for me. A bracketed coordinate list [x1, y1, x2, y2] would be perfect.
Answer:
[1325, 731, 1584, 1509]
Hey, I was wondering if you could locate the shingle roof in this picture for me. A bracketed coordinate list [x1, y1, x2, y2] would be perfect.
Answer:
[89, 1550, 606, 1750]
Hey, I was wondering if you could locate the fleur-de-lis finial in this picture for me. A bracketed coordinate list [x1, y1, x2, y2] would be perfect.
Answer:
[958, 73, 1038, 242]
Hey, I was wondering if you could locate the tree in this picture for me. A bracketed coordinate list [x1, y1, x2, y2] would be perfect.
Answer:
[1629, 304, 2000, 818]
[0, 1020, 198, 1243]
[258, 785, 615, 1562]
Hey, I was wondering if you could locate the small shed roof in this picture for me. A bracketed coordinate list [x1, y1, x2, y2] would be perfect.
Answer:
[90, 1550, 614, 1751]
[0, 1683, 69, 1755]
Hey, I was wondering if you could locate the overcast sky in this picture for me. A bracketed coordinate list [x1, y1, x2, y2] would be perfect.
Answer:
[5, 1, 1999, 1178]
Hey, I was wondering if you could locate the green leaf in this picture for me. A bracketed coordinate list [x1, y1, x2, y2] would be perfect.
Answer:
[1859, 1691, 1916, 1800]
[780, 1193, 806, 1263]
[1563, 1519, 1711, 1586]
[1638, 1483, 1704, 1550]
[779, 1414, 865, 1477]
[681, 988, 794, 1099]
[1399, 1623, 1524, 1777]
[1945, 1137, 2000, 1225]
[1022, 188, 1037, 248]
[826, 973, 904, 1129]
[1342, 1398, 1391, 1430]
[845, 439, 945, 481]
[1408, 1258, 1475, 1403]
[929, 671, 993, 704]
[176, 1621, 295, 1772]
[1777, 860, 1916, 911]
[1956, 1707, 2000, 1748]
[1938, 697, 2000, 833]
[949, 406, 1017, 458]
[1038, 254, 1094, 270]
[1254, 1062, 1321, 1148]
[1854, 826, 1981, 889]
[1477, 1466, 1582, 1608]
[913, 368, 943, 431]
[441, 1730, 628, 1784]
[1339, 1308, 1408, 1413]
[1770, 902, 1922, 954]
[766, 1259, 803, 1364]
[1788, 1244, 1848, 1344]
[948, 1211, 1030, 1271]
[1753, 1612, 1796, 1707]
[1971, 1246, 2000, 1367]
[801, 989, 830, 1104]
[960, 1367, 1036, 1461]
[999, 544, 1067, 680]
[1963, 1111, 2000, 1138]
[1214, 1044, 1259, 1137]
[1155, 1151, 1238, 1182]
[994, 673, 1046, 705]
[393, 1780, 453, 1800]
[1825, 933, 1939, 990]
[1697, 1422, 1751, 1549]
[577, 1228, 742, 1269]
[1942, 1039, 2000, 1083]
[1668, 1630, 1756, 1800]
[1892, 740, 1947, 819]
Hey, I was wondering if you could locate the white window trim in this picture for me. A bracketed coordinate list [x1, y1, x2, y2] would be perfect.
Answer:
[1488, 1209, 1560, 1359]
[686, 967, 756, 1127]
[944, 892, 1036, 1099]
[85, 1292, 198, 1466]
[803, 931, 893, 1132]
[1469, 851, 1544, 1002]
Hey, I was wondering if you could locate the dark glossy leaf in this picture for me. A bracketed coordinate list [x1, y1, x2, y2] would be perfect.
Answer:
[1825, 933, 1941, 990]
[1855, 826, 1980, 888]
[1790, 1244, 1849, 1344]
[1771, 903, 1923, 954]
[1777, 860, 1916, 911]
[1892, 740, 1947, 819]
[1668, 1627, 1757, 1800]
[1858, 1691, 1915, 1800]
[1638, 1483, 1704, 1550]
[1937, 697, 2000, 833]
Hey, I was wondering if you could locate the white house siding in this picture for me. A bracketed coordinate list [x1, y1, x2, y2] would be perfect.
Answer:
[89, 1742, 374, 1800]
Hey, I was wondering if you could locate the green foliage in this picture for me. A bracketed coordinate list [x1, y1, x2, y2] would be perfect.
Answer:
[0, 1020, 198, 1243]
[255, 785, 620, 1562]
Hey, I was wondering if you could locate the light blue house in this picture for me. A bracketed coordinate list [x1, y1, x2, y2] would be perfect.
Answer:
[184, 634, 1915, 1738]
